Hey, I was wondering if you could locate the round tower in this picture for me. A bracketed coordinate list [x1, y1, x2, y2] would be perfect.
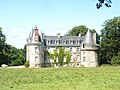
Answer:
[26, 27, 44, 68]
[81, 30, 99, 67]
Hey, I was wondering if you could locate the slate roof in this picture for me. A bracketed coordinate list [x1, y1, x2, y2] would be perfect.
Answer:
[82, 29, 94, 45]
[43, 36, 83, 40]
[27, 27, 42, 43]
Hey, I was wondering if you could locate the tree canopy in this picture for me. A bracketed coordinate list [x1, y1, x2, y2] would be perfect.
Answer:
[66, 25, 96, 36]
[0, 27, 26, 66]
[99, 17, 120, 65]
[0, 27, 6, 53]
[96, 0, 112, 9]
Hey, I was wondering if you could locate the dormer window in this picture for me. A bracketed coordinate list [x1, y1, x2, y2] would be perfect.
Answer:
[66, 40, 69, 44]
[58, 40, 62, 44]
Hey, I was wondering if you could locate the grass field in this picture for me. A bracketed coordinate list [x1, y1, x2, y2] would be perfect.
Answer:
[0, 66, 120, 90]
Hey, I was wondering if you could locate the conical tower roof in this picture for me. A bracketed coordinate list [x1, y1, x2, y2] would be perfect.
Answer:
[28, 26, 42, 43]
[82, 29, 94, 45]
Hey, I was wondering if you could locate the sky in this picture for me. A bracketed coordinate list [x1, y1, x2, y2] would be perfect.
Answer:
[0, 0, 120, 49]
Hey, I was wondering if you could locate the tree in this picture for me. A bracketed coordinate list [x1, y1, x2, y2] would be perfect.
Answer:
[66, 25, 96, 36]
[96, 0, 112, 9]
[111, 52, 120, 66]
[99, 17, 120, 65]
[0, 27, 5, 46]
[65, 50, 71, 65]
[0, 27, 26, 66]
[50, 49, 58, 64]
[2, 44, 26, 66]
[58, 47, 64, 66]
[0, 27, 6, 65]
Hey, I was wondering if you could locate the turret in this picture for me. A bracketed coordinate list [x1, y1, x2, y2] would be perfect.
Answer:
[26, 26, 44, 68]
[81, 29, 99, 67]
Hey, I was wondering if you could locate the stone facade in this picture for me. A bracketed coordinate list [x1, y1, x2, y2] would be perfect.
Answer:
[26, 27, 46, 68]
[80, 30, 99, 67]
[26, 26, 99, 68]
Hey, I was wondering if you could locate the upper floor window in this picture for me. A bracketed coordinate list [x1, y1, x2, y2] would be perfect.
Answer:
[66, 40, 69, 44]
[63, 40, 66, 44]
[77, 40, 79, 44]
[50, 40, 52, 44]
[47, 40, 50, 45]
[35, 57, 38, 62]
[79, 40, 82, 44]
[73, 40, 76, 44]
[35, 47, 38, 53]
[83, 44, 85, 48]
[70, 40, 73, 44]
[58, 40, 62, 44]
[49, 40, 55, 44]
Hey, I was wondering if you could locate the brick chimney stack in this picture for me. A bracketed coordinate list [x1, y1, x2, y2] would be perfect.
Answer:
[34, 26, 39, 42]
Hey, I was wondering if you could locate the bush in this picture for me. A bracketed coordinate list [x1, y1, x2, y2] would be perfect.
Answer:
[111, 52, 120, 66]
[24, 61, 29, 68]
[11, 60, 22, 66]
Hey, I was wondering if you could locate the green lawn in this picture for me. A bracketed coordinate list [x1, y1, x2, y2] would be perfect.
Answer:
[0, 66, 120, 90]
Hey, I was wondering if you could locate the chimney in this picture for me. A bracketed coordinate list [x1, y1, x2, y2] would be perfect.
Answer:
[78, 33, 81, 38]
[34, 26, 39, 42]
[93, 32, 97, 44]
[57, 33, 61, 38]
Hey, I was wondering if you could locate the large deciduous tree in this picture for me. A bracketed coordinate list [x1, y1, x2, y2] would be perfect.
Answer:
[0, 27, 6, 52]
[99, 17, 120, 65]
[66, 25, 96, 36]
[0, 27, 6, 65]
[2, 44, 26, 66]
[0, 27, 26, 66]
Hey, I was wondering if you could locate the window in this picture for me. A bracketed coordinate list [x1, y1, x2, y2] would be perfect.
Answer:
[83, 57, 86, 62]
[73, 40, 76, 44]
[70, 47, 72, 52]
[56, 41, 58, 44]
[35, 57, 38, 62]
[58, 40, 62, 44]
[48, 41, 50, 44]
[56, 47, 58, 52]
[79, 40, 81, 44]
[35, 47, 38, 53]
[77, 40, 79, 44]
[47, 47, 50, 49]
[50, 40, 52, 44]
[51, 40, 55, 44]
[66, 40, 69, 44]
[83, 44, 85, 48]
[77, 55, 80, 63]
[70, 55, 73, 62]
[63, 40, 66, 44]
[76, 47, 79, 52]
[83, 52, 85, 54]
[70, 40, 72, 44]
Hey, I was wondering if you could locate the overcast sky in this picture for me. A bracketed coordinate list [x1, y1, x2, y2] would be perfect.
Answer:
[0, 0, 120, 48]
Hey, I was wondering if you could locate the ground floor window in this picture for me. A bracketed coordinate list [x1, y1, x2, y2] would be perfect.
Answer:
[83, 57, 86, 62]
